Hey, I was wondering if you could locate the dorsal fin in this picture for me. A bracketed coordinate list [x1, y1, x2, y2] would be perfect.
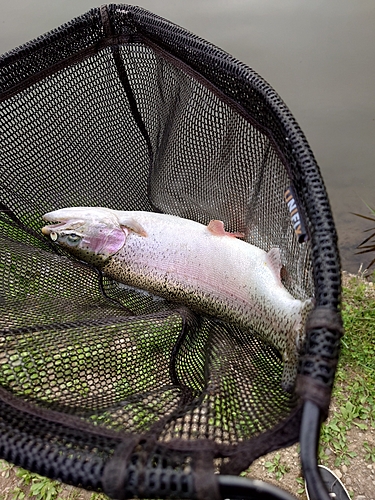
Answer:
[267, 247, 283, 284]
[207, 220, 226, 236]
[207, 220, 245, 238]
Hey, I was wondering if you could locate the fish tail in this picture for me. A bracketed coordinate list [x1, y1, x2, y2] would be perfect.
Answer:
[281, 297, 315, 392]
[296, 297, 315, 351]
[281, 355, 299, 393]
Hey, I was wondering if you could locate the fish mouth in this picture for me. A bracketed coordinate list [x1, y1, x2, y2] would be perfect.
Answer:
[41, 222, 66, 236]
[41, 220, 84, 236]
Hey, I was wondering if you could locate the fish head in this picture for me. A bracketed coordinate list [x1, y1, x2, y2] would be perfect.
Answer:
[41, 207, 127, 266]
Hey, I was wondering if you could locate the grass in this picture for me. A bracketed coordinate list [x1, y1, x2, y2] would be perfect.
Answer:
[353, 202, 375, 274]
[264, 453, 291, 481]
[318, 273, 375, 469]
[0, 461, 108, 500]
[363, 442, 375, 463]
[14, 468, 60, 500]
[0, 273, 374, 498]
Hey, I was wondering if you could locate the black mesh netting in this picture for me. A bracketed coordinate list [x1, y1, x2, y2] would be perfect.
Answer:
[0, 4, 342, 499]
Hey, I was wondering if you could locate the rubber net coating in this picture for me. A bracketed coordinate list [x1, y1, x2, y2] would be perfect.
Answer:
[0, 4, 342, 497]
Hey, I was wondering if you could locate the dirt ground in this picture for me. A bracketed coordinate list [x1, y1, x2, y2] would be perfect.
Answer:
[248, 426, 375, 500]
[0, 273, 374, 500]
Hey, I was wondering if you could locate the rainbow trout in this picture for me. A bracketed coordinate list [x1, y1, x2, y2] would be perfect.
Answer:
[42, 207, 313, 391]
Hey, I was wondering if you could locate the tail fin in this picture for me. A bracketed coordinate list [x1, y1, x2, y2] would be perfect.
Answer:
[281, 297, 314, 392]
[297, 297, 315, 351]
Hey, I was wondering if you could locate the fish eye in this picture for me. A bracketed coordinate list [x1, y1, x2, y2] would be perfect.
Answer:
[50, 232, 58, 241]
[67, 233, 81, 244]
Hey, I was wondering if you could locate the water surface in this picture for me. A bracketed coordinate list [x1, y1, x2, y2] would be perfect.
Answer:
[1, 0, 374, 273]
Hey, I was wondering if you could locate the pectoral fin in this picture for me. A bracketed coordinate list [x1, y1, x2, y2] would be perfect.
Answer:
[118, 218, 147, 237]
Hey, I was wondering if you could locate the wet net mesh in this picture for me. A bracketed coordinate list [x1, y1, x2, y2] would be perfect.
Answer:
[0, 5, 342, 498]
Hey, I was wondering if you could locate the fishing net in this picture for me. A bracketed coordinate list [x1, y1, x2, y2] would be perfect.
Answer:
[0, 5, 342, 499]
